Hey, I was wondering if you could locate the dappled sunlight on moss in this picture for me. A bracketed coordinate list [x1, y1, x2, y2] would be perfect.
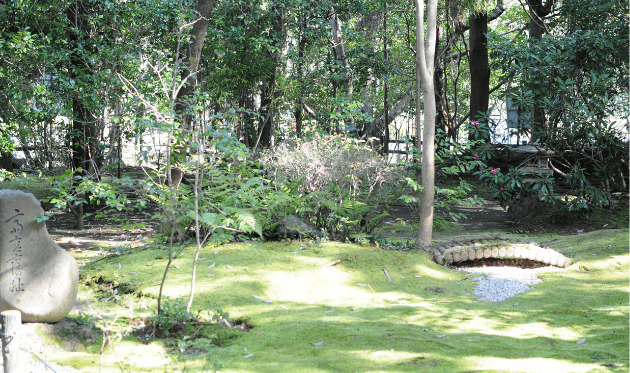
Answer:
[69, 229, 629, 372]
[479, 322, 582, 341]
[353, 349, 428, 364]
[464, 357, 608, 373]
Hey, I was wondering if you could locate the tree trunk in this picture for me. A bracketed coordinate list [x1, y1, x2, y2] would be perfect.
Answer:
[329, 6, 353, 98]
[468, 11, 490, 141]
[434, 24, 448, 138]
[383, 2, 389, 154]
[259, 79, 274, 148]
[527, 0, 554, 142]
[415, 0, 438, 249]
[0, 152, 12, 172]
[294, 20, 307, 138]
[67, 1, 94, 229]
[171, 0, 215, 187]
[257, 1, 284, 149]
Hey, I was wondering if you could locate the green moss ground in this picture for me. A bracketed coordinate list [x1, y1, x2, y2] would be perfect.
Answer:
[41, 228, 629, 372]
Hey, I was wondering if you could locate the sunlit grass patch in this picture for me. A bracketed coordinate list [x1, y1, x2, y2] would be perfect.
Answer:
[59, 228, 630, 372]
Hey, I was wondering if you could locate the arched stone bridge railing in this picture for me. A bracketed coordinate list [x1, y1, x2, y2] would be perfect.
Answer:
[430, 235, 573, 268]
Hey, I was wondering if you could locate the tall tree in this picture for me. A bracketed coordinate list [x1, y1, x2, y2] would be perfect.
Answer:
[414, 0, 438, 249]
[526, 0, 554, 142]
[257, 0, 284, 149]
[468, 11, 489, 131]
[467, 0, 504, 141]
[171, 0, 215, 187]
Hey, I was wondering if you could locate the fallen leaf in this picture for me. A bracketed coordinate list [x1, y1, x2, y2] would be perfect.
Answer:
[243, 353, 255, 358]
[312, 341, 323, 346]
[414, 275, 422, 278]
[252, 295, 264, 299]
[198, 257, 207, 261]
[357, 283, 368, 287]
[280, 305, 289, 310]
[173, 265, 179, 269]
[436, 334, 447, 338]
[208, 262, 216, 268]
[227, 265, 232, 268]
[576, 338, 586, 345]
[213, 250, 219, 254]
[206, 274, 215, 277]
[118, 263, 122, 270]
[324, 310, 334, 313]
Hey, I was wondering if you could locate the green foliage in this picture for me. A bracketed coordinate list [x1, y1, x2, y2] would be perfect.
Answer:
[148, 298, 194, 335]
[465, 118, 626, 215]
[482, 0, 628, 214]
[0, 169, 15, 183]
[42, 168, 138, 225]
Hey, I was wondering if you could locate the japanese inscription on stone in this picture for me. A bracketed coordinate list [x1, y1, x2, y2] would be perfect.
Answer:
[5, 209, 25, 293]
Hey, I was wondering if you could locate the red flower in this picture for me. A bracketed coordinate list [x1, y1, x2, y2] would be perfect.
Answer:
[500, 187, 504, 191]
[473, 154, 479, 160]
[491, 168, 498, 174]
[485, 146, 490, 150]
[479, 167, 483, 171]
[471, 120, 479, 126]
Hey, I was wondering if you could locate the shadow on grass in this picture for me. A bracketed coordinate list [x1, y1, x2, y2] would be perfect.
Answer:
[76, 231, 629, 373]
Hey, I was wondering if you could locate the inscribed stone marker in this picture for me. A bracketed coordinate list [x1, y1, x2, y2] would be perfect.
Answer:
[0, 190, 79, 323]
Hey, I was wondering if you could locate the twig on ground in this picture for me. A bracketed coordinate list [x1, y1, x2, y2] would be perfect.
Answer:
[383, 268, 392, 282]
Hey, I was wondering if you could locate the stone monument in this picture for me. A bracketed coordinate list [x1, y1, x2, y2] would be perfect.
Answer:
[0, 190, 79, 323]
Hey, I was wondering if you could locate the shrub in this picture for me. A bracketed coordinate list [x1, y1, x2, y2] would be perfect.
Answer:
[260, 134, 408, 236]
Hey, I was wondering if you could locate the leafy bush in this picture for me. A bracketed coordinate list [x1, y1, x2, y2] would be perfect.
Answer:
[465, 119, 627, 215]
[260, 134, 407, 236]
[43, 168, 138, 228]
[140, 129, 274, 243]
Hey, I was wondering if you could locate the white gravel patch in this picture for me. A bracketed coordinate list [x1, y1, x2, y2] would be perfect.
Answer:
[455, 266, 561, 302]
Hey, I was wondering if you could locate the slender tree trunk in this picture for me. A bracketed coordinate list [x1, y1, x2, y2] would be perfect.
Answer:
[415, 0, 438, 249]
[171, 0, 215, 187]
[527, 0, 554, 142]
[468, 11, 490, 141]
[67, 1, 95, 229]
[329, 6, 353, 98]
[434, 24, 448, 137]
[383, 1, 389, 154]
[294, 20, 307, 138]
[257, 1, 284, 149]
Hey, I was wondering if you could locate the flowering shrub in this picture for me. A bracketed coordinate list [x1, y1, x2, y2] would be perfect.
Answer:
[259, 134, 407, 235]
[464, 118, 618, 214]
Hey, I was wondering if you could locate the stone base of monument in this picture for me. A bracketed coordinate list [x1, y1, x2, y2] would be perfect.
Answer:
[0, 190, 79, 323]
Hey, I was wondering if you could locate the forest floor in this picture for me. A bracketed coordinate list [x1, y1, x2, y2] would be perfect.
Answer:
[2, 172, 628, 372]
